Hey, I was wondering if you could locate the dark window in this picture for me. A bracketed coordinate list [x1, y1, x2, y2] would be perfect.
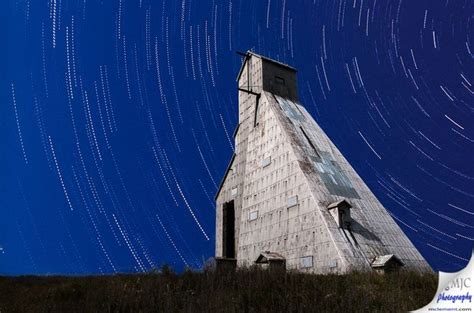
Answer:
[275, 76, 286, 86]
[253, 95, 261, 127]
[222, 201, 235, 258]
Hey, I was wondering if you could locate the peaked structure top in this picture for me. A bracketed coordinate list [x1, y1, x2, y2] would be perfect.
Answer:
[215, 51, 431, 273]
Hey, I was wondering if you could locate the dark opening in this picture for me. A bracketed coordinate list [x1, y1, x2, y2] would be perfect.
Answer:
[253, 94, 261, 127]
[300, 126, 321, 159]
[222, 200, 235, 258]
[275, 76, 286, 86]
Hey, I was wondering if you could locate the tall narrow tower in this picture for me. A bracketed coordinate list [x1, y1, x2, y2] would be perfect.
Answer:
[215, 52, 431, 273]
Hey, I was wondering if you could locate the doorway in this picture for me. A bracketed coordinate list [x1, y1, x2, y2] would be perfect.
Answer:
[222, 200, 235, 258]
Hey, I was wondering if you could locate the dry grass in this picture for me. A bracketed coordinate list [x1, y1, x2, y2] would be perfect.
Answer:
[0, 267, 436, 313]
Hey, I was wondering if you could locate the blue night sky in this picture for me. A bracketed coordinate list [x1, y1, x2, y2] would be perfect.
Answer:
[1, 0, 472, 275]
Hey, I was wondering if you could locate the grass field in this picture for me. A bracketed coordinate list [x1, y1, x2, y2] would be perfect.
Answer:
[0, 267, 437, 312]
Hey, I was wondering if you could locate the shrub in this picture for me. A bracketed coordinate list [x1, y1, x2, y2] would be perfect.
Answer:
[0, 268, 436, 312]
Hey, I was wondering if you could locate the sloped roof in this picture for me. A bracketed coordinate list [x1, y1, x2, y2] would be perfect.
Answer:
[266, 93, 361, 199]
[255, 251, 286, 264]
[327, 199, 352, 210]
[236, 51, 297, 82]
[214, 153, 236, 200]
[371, 254, 404, 268]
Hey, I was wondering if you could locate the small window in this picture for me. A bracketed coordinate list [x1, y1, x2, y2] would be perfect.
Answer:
[301, 256, 313, 268]
[287, 195, 298, 208]
[261, 156, 271, 168]
[231, 187, 238, 196]
[248, 210, 258, 221]
[275, 76, 286, 86]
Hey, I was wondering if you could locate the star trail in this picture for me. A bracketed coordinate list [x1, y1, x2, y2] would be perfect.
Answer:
[1, 0, 472, 274]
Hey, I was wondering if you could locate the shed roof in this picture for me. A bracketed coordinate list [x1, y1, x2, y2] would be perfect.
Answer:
[371, 254, 404, 268]
[255, 251, 286, 264]
[327, 199, 352, 210]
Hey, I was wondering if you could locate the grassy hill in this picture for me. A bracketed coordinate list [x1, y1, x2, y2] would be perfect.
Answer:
[0, 267, 436, 312]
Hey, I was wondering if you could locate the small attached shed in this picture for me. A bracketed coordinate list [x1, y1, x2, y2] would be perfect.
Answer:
[327, 199, 352, 229]
[255, 251, 286, 271]
[371, 254, 404, 273]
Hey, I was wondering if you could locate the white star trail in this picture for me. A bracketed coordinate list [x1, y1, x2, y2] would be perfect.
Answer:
[11, 83, 28, 164]
[4, 0, 472, 275]
[358, 131, 382, 159]
[48, 136, 74, 211]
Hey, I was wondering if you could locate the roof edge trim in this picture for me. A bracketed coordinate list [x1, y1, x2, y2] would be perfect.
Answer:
[214, 153, 236, 200]
[236, 51, 297, 82]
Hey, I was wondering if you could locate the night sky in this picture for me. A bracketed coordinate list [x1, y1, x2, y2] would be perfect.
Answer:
[2, 0, 473, 275]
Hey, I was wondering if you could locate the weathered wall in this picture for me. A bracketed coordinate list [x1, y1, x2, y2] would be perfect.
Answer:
[236, 95, 344, 273]
[263, 92, 430, 272]
[216, 55, 264, 258]
[216, 52, 430, 273]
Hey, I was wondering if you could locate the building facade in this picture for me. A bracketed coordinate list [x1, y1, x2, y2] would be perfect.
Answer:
[215, 52, 431, 273]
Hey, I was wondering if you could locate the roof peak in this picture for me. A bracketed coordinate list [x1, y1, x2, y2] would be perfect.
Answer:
[236, 51, 297, 82]
[244, 51, 296, 71]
